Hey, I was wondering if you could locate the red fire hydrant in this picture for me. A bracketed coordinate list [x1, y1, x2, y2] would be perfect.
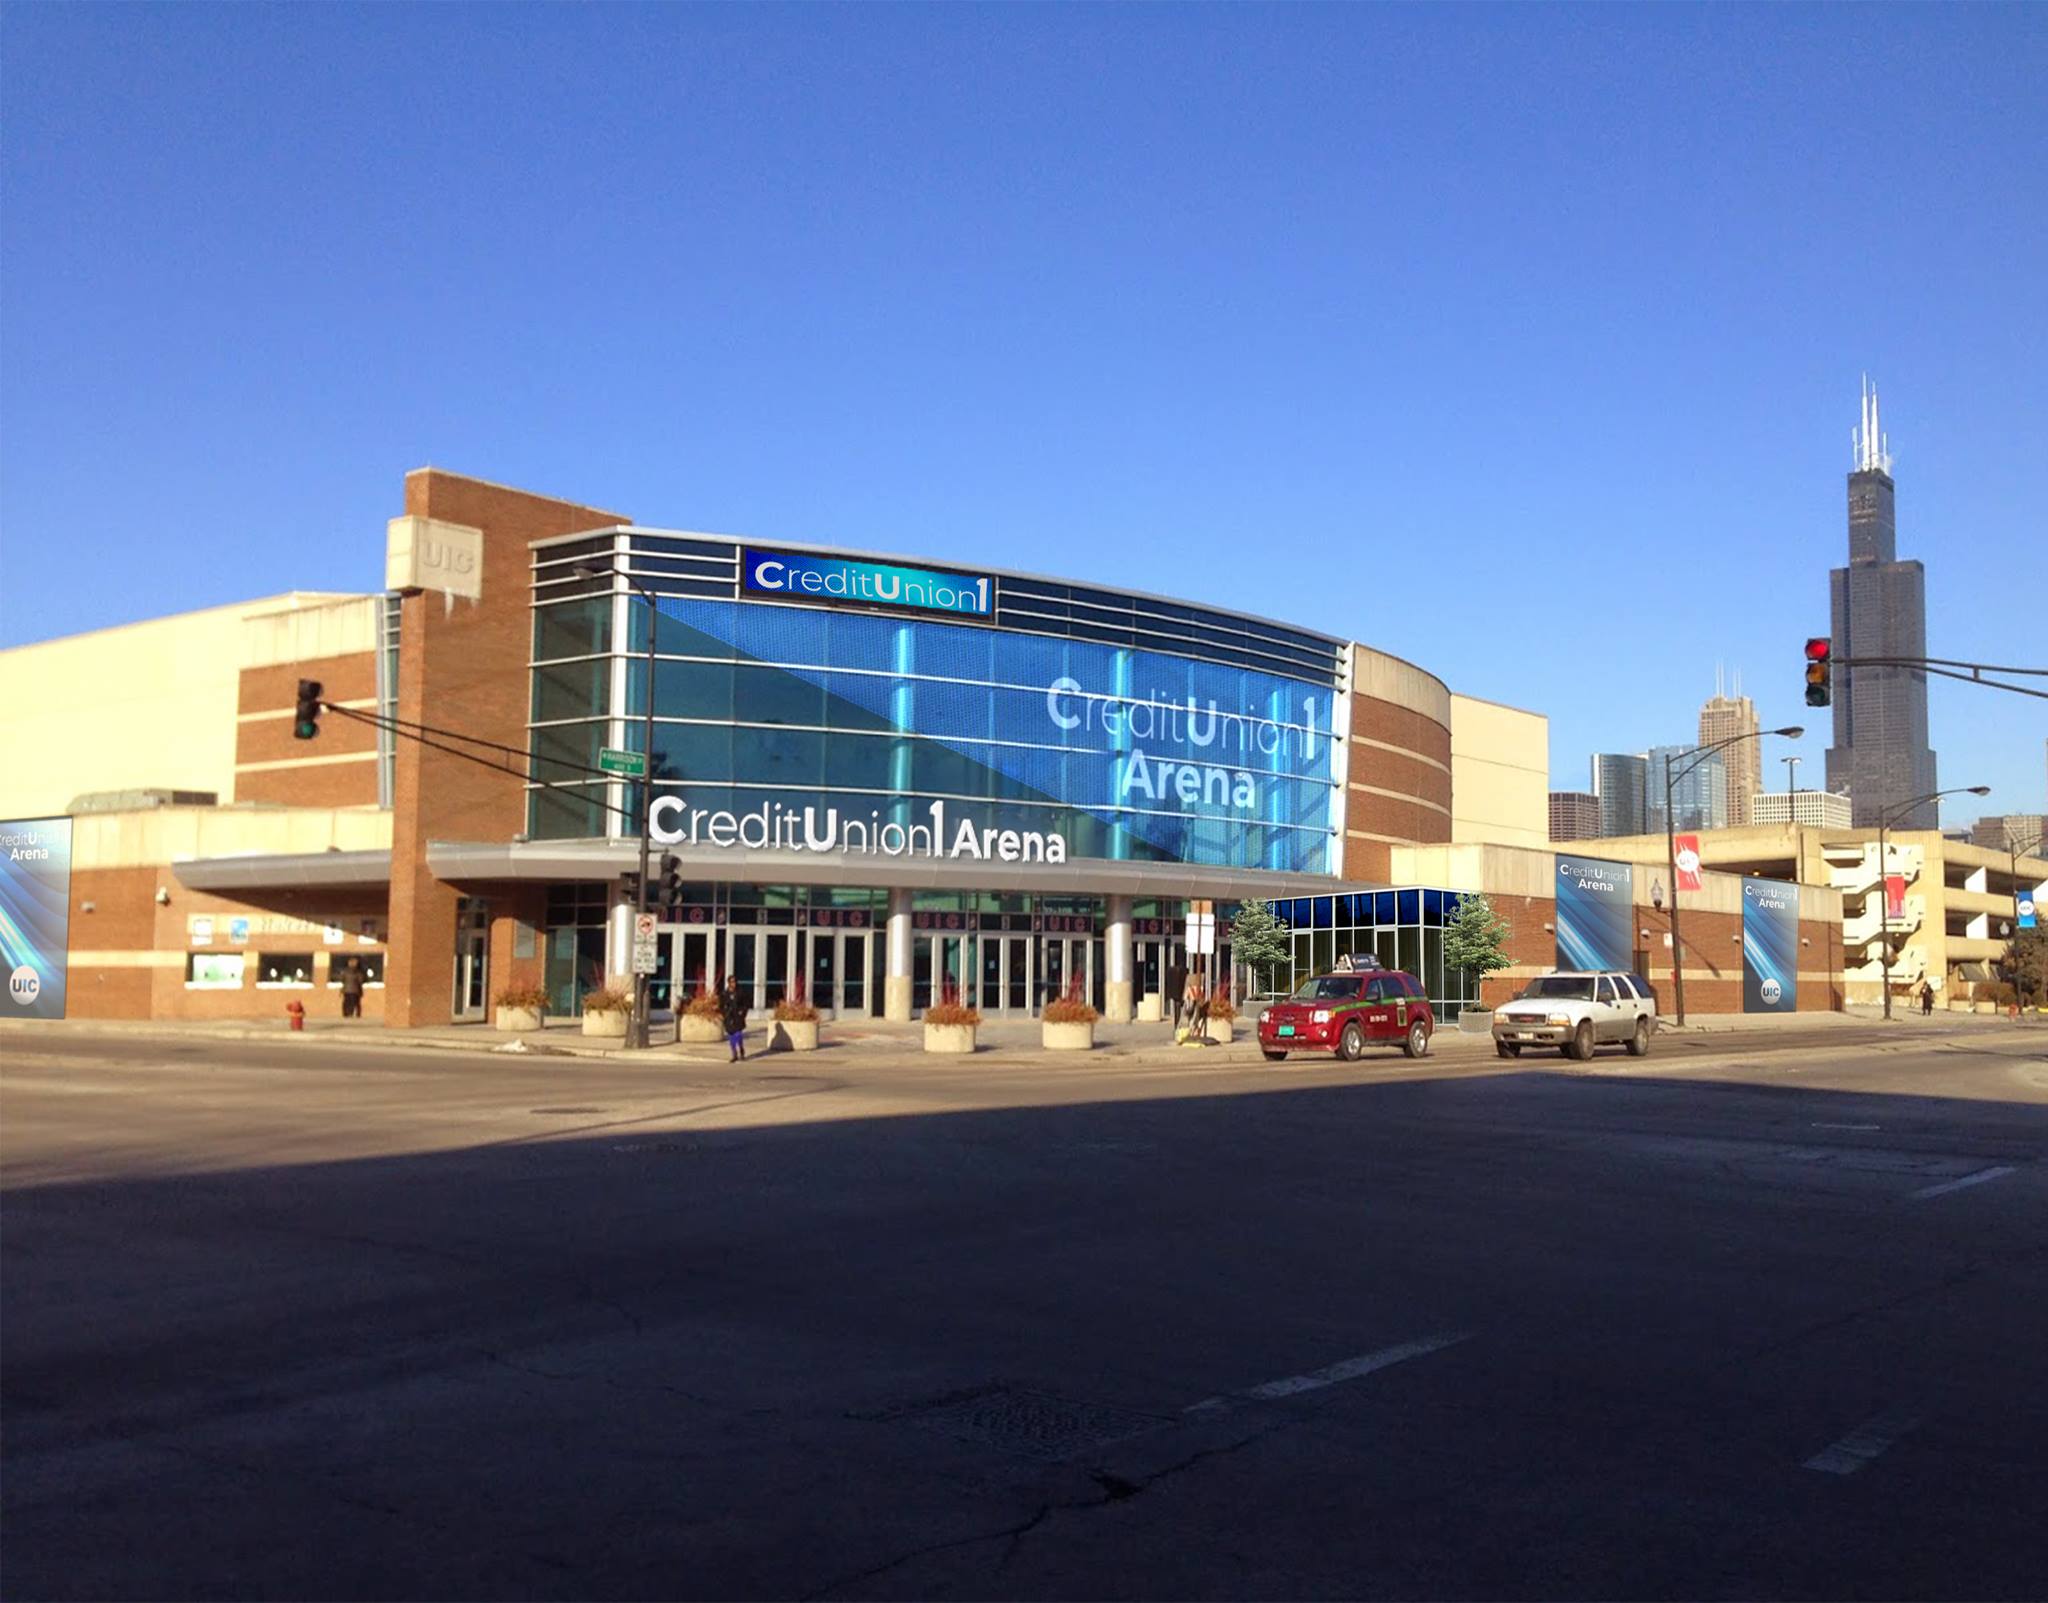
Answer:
[285, 999, 306, 1032]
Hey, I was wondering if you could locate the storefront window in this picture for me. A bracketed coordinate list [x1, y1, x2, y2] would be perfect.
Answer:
[255, 953, 314, 987]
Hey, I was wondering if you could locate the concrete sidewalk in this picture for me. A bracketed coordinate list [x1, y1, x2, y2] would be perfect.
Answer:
[3, 1001, 2031, 1066]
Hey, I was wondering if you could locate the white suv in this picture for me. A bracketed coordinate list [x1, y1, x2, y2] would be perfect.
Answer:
[1491, 971, 1658, 1061]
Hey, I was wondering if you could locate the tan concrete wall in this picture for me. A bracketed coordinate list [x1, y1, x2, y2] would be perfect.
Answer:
[0, 592, 372, 819]
[1449, 694, 1549, 849]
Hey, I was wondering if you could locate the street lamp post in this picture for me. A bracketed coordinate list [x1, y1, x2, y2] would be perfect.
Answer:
[1873, 784, 1992, 1021]
[2005, 829, 2045, 1017]
[1662, 726, 1803, 1026]
[575, 562, 661, 1050]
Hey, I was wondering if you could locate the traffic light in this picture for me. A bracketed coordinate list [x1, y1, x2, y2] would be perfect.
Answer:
[660, 853, 683, 909]
[293, 679, 324, 740]
[1803, 639, 1832, 707]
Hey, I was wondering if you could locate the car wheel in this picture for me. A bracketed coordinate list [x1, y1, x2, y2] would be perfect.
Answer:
[1262, 1049, 1288, 1062]
[1339, 1021, 1364, 1062]
[1625, 1018, 1651, 1057]
[1403, 1021, 1429, 1058]
[1567, 1020, 1594, 1061]
[1495, 1040, 1521, 1059]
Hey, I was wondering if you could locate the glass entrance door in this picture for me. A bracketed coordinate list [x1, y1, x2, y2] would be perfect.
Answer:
[452, 897, 489, 1022]
[658, 926, 714, 1011]
[1004, 936, 1030, 1015]
[914, 933, 976, 1013]
[802, 929, 876, 1018]
[1038, 936, 1099, 1014]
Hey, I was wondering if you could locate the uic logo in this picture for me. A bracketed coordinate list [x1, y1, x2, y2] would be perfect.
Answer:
[9, 964, 40, 1006]
[1759, 976, 1783, 1006]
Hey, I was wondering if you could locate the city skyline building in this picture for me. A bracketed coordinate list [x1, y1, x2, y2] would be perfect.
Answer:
[1590, 753, 1649, 838]
[1970, 814, 2048, 853]
[1648, 744, 1729, 833]
[1826, 377, 1939, 828]
[1751, 790, 1855, 828]
[1699, 673, 1761, 826]
[1548, 790, 1602, 842]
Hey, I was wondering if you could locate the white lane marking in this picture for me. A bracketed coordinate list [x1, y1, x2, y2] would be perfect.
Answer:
[1812, 1122, 1880, 1130]
[1184, 1331, 1471, 1415]
[1803, 1406, 1922, 1475]
[1911, 1164, 2016, 1201]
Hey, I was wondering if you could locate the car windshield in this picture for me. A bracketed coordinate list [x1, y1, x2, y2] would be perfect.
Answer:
[1291, 975, 1363, 1001]
[1520, 976, 1595, 1000]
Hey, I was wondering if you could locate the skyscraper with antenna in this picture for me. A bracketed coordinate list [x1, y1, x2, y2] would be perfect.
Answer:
[1826, 377, 1938, 828]
[1699, 666, 1761, 825]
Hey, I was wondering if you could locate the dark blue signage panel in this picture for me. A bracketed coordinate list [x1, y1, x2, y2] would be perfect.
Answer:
[1742, 878, 1799, 1012]
[1, 817, 73, 1019]
[742, 548, 993, 619]
[1555, 855, 1634, 972]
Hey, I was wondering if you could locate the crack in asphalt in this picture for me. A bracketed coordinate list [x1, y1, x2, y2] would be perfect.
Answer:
[802, 1417, 1294, 1599]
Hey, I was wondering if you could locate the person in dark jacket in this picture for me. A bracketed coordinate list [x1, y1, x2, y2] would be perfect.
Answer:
[339, 957, 366, 1019]
[1165, 958, 1189, 1030]
[720, 975, 749, 1061]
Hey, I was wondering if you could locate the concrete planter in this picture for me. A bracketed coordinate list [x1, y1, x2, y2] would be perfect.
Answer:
[581, 1009, 630, 1039]
[770, 1018, 820, 1052]
[1136, 992, 1164, 1023]
[923, 1022, 978, 1054]
[1205, 1016, 1236, 1045]
[494, 1005, 542, 1033]
[1041, 1019, 1095, 1052]
[678, 1013, 726, 1044]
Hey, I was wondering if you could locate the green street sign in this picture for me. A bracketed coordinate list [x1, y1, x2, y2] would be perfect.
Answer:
[598, 747, 647, 777]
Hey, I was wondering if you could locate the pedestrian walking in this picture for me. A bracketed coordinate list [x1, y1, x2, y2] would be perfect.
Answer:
[1919, 980, 1934, 1017]
[1166, 956, 1189, 1030]
[720, 975, 749, 1062]
[339, 956, 365, 1019]
[1184, 971, 1210, 1043]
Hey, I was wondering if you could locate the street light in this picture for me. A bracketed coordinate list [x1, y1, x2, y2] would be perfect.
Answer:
[1874, 784, 1991, 1021]
[574, 561, 661, 1050]
[1662, 725, 1803, 1024]
[2002, 827, 2046, 1018]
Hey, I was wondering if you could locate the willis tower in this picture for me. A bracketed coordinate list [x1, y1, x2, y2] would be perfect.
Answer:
[1825, 378, 1938, 828]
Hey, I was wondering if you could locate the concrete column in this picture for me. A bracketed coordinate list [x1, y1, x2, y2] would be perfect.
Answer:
[606, 886, 635, 982]
[884, 887, 914, 1022]
[1104, 894, 1134, 1022]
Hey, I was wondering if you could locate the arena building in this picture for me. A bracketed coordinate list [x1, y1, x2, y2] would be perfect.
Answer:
[0, 469, 1844, 1030]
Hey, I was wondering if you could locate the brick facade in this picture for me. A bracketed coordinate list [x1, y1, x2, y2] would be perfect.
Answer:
[384, 472, 623, 1027]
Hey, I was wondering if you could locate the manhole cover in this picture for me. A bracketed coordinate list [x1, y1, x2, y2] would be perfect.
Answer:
[530, 1107, 607, 1115]
[885, 1386, 1168, 1462]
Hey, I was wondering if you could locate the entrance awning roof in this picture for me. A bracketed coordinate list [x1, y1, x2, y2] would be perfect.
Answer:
[424, 839, 1374, 900]
[172, 849, 393, 892]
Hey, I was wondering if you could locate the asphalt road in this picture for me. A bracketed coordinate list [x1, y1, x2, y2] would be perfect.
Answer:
[4, 1021, 2045, 1600]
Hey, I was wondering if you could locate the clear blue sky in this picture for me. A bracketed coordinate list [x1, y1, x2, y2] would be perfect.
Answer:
[3, 3, 2043, 820]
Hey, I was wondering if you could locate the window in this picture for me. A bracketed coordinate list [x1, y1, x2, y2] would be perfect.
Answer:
[1291, 975, 1362, 1001]
[255, 952, 314, 987]
[185, 952, 245, 989]
[532, 598, 611, 662]
[326, 952, 386, 987]
[1597, 977, 1616, 1003]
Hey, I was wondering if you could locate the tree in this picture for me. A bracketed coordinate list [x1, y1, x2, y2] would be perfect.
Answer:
[1230, 899, 1292, 997]
[1442, 892, 1514, 989]
[2001, 927, 2047, 1012]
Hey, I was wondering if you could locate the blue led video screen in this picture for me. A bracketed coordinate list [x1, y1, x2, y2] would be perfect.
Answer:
[630, 598, 1340, 874]
[1, 817, 72, 1019]
[1554, 854, 1634, 973]
[1742, 878, 1799, 1012]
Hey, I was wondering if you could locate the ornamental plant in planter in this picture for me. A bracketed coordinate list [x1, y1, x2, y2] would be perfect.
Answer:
[580, 984, 634, 1039]
[1041, 975, 1098, 1051]
[494, 981, 548, 1033]
[771, 979, 821, 1053]
[1204, 987, 1238, 1045]
[678, 978, 726, 1044]
[923, 982, 981, 1054]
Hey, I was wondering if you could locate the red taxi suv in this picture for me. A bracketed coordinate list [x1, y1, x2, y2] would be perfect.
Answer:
[1256, 970, 1434, 1062]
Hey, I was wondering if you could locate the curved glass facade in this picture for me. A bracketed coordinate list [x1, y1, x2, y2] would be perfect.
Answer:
[530, 588, 1342, 874]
